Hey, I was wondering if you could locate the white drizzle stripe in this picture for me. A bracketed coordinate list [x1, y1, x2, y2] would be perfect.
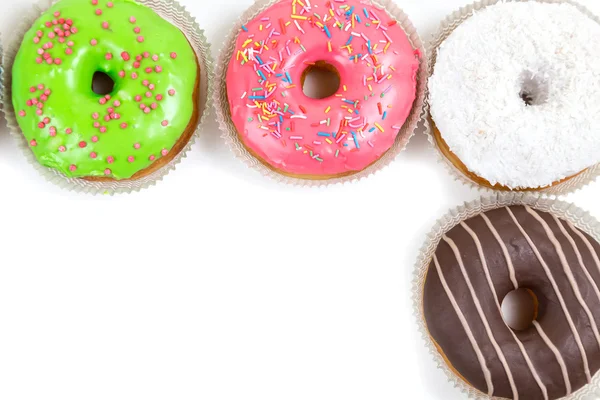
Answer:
[480, 214, 519, 289]
[460, 222, 548, 400]
[526, 207, 600, 357]
[567, 220, 600, 277]
[433, 254, 494, 396]
[555, 217, 600, 316]
[532, 321, 572, 395]
[443, 235, 516, 399]
[507, 207, 592, 383]
[480, 214, 572, 396]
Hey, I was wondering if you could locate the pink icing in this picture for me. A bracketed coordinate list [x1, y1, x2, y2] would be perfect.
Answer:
[226, 0, 420, 177]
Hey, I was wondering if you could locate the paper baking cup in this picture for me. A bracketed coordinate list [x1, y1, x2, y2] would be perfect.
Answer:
[2, 0, 214, 195]
[424, 0, 600, 196]
[214, 0, 428, 187]
[413, 192, 600, 400]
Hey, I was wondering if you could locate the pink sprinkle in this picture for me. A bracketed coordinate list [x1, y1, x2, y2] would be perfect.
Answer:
[44, 89, 51, 96]
[102, 22, 109, 29]
[105, 95, 111, 100]
[54, 58, 62, 65]
[36, 30, 43, 37]
[137, 36, 144, 43]
[127, 156, 135, 163]
[33, 37, 40, 44]
[67, 41, 74, 47]
[36, 110, 43, 116]
[65, 48, 73, 55]
[92, 112, 99, 119]
[145, 91, 152, 98]
[105, 53, 113, 60]
[133, 61, 141, 69]
[99, 127, 107, 133]
[107, 156, 114, 164]
[131, 72, 138, 79]
[30, 139, 37, 147]
[43, 117, 50, 124]
[156, 94, 163, 101]
[18, 110, 26, 117]
[152, 55, 159, 61]
[93, 122, 100, 128]
[113, 100, 121, 107]
[161, 120, 168, 127]
[79, 141, 87, 148]
[120, 123, 128, 129]
[148, 84, 155, 90]
[139, 104, 146, 110]
[104, 115, 111, 122]
[58, 145, 66, 152]
[48, 32, 56, 39]
[26, 100, 33, 106]
[36, 57, 43, 64]
[69, 164, 77, 172]
[135, 95, 142, 102]
[104, 169, 111, 176]
[145, 67, 153, 74]
[45, 22, 52, 28]
[95, 9, 102, 16]
[91, 136, 99, 142]
[136, 55, 142, 62]
[30, 86, 36, 93]
[143, 52, 150, 58]
[144, 107, 151, 114]
[168, 89, 176, 96]
[129, 16, 136, 23]
[91, 0, 98, 5]
[46, 58, 54, 65]
[90, 152, 97, 159]
[119, 70, 126, 78]
[161, 149, 169, 156]
[134, 143, 141, 149]
[107, 2, 113, 7]
[90, 39, 98, 46]
[142, 80, 149, 86]
[149, 155, 156, 161]
[151, 102, 158, 109]
[134, 27, 141, 34]
[71, 27, 78, 34]
[40, 95, 48, 102]
[65, 128, 72, 134]
[121, 51, 130, 61]
[170, 52, 177, 59]
[54, 11, 60, 17]
[38, 122, 45, 129]
[99, 98, 107, 105]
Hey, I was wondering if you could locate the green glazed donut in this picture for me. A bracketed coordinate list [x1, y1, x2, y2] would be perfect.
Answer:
[12, 0, 199, 181]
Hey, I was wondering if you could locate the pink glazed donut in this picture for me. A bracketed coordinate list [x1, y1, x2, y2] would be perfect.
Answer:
[226, 0, 420, 179]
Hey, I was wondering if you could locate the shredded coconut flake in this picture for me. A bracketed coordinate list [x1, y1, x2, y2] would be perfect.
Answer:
[429, 2, 600, 189]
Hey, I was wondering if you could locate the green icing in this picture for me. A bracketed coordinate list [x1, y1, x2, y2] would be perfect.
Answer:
[12, 0, 198, 180]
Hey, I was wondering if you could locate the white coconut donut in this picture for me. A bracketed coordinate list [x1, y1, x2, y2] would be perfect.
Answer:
[429, 2, 600, 190]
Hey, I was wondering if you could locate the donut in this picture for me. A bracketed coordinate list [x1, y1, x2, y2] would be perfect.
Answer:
[428, 2, 600, 190]
[225, 0, 420, 180]
[12, 0, 199, 181]
[423, 205, 600, 400]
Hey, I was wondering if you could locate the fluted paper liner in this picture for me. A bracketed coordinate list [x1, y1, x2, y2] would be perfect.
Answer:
[214, 0, 428, 186]
[2, 0, 214, 195]
[412, 192, 600, 400]
[425, 0, 600, 196]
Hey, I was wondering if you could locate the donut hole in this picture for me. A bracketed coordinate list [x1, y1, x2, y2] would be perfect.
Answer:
[501, 288, 538, 331]
[92, 71, 115, 96]
[519, 71, 549, 106]
[301, 61, 340, 99]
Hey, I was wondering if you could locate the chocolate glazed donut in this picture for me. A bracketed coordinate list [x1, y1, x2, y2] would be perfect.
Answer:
[423, 206, 600, 400]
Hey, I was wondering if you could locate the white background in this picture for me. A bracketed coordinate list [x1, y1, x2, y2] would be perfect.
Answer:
[0, 0, 599, 399]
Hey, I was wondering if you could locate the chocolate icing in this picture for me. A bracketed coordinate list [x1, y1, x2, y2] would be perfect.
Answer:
[423, 206, 600, 400]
